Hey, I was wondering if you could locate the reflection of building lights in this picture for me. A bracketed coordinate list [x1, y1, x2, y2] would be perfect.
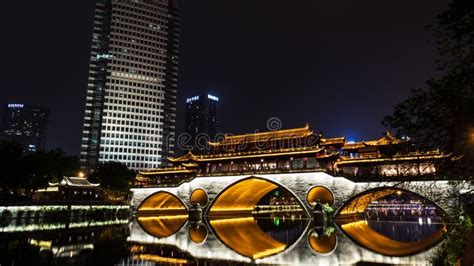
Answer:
[396, 191, 402, 196]
[418, 217, 423, 225]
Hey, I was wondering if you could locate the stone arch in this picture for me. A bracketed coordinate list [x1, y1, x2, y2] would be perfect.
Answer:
[190, 188, 209, 207]
[336, 186, 448, 217]
[335, 186, 448, 256]
[207, 176, 310, 217]
[137, 191, 188, 215]
[306, 185, 335, 207]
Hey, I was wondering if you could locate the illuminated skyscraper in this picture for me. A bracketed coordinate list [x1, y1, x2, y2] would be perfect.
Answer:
[80, 0, 179, 171]
[1, 104, 49, 152]
[185, 94, 220, 153]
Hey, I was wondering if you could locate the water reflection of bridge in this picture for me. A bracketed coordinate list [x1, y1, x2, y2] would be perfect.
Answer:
[128, 216, 440, 265]
[129, 187, 451, 264]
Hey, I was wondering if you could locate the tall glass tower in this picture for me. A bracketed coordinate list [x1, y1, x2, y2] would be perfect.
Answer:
[80, 0, 179, 171]
[185, 94, 220, 154]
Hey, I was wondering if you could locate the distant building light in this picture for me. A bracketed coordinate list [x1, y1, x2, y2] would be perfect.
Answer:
[186, 96, 200, 103]
[8, 104, 24, 108]
[208, 94, 219, 101]
[347, 140, 355, 144]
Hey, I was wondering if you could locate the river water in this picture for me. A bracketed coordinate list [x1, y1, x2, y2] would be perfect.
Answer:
[0, 193, 446, 265]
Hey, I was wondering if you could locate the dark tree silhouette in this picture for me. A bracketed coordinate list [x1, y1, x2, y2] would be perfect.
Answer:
[383, 0, 474, 178]
[0, 141, 80, 199]
[90, 161, 136, 192]
[0, 141, 24, 195]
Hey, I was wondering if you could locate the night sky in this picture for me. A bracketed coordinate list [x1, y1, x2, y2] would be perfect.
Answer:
[0, 0, 449, 155]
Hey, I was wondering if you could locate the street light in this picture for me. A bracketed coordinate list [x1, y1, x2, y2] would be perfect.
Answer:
[78, 172, 85, 178]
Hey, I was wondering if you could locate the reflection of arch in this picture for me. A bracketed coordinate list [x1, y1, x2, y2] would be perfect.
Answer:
[306, 186, 335, 206]
[137, 215, 188, 238]
[307, 229, 337, 254]
[188, 224, 208, 244]
[210, 217, 287, 259]
[208, 176, 309, 217]
[138, 191, 188, 215]
[336, 187, 447, 216]
[339, 220, 446, 256]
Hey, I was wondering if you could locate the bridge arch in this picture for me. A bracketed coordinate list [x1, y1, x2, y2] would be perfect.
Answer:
[137, 190, 188, 215]
[335, 186, 448, 256]
[190, 188, 209, 207]
[306, 185, 335, 207]
[206, 176, 311, 217]
[335, 186, 448, 217]
[136, 191, 189, 239]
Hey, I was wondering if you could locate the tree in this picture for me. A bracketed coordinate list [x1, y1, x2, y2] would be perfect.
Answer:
[382, 0, 474, 178]
[0, 141, 80, 198]
[20, 150, 80, 196]
[0, 141, 24, 195]
[90, 161, 136, 191]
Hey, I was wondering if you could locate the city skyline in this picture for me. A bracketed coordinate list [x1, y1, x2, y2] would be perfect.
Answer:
[0, 0, 450, 156]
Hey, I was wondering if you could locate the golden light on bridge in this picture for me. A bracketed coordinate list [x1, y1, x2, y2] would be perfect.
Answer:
[188, 224, 208, 244]
[137, 191, 188, 215]
[209, 217, 287, 259]
[136, 192, 190, 238]
[209, 178, 279, 217]
[190, 188, 208, 207]
[339, 221, 446, 256]
[137, 215, 189, 238]
[307, 230, 337, 254]
[338, 189, 400, 215]
[306, 186, 335, 207]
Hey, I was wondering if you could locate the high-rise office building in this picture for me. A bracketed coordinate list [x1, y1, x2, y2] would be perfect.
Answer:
[1, 104, 49, 152]
[185, 94, 220, 153]
[80, 0, 179, 171]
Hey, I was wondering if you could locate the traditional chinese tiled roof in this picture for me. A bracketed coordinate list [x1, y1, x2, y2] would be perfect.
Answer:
[208, 124, 313, 147]
[140, 166, 196, 176]
[168, 146, 324, 163]
[168, 151, 197, 163]
[342, 131, 403, 150]
[49, 177, 100, 187]
[363, 131, 403, 146]
[342, 142, 366, 150]
[335, 151, 450, 166]
[320, 137, 346, 145]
